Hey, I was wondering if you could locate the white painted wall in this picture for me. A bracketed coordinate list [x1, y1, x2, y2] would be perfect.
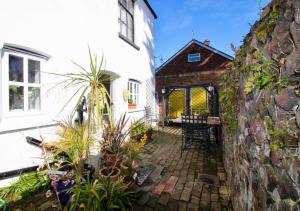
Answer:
[0, 0, 156, 178]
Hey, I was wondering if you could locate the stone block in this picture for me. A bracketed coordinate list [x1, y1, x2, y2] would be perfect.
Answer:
[290, 21, 300, 48]
[180, 189, 192, 202]
[275, 88, 300, 111]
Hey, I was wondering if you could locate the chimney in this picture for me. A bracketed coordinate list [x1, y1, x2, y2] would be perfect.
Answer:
[203, 39, 210, 46]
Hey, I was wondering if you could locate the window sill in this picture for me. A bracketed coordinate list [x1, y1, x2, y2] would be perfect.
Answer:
[119, 33, 140, 51]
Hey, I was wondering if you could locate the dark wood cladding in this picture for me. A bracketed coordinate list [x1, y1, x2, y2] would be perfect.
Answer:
[156, 42, 232, 77]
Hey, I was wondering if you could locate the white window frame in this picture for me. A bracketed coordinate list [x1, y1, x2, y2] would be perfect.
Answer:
[2, 49, 43, 116]
[118, 0, 134, 43]
[128, 79, 140, 105]
[188, 53, 201, 62]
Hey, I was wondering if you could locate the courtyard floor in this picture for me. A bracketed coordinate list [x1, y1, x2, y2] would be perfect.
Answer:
[133, 126, 232, 211]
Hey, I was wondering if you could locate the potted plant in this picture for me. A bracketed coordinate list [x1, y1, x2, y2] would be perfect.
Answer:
[101, 113, 130, 167]
[99, 167, 121, 182]
[128, 98, 136, 110]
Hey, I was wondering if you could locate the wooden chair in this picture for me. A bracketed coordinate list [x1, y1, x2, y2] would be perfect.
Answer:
[181, 115, 210, 156]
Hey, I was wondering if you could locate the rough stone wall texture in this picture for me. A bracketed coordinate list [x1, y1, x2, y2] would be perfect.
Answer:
[222, 0, 300, 210]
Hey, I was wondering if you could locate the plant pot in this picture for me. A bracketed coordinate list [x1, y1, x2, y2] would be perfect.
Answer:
[146, 130, 153, 140]
[120, 160, 129, 175]
[124, 176, 136, 190]
[99, 167, 121, 181]
[128, 103, 136, 110]
[103, 152, 118, 167]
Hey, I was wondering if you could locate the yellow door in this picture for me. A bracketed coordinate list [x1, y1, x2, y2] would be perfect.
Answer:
[169, 89, 185, 118]
[191, 87, 207, 115]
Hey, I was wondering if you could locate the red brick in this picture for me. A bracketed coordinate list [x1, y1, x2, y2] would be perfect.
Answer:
[163, 176, 179, 193]
[153, 180, 167, 195]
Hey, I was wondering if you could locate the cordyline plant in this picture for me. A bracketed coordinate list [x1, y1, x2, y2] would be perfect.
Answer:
[47, 48, 111, 175]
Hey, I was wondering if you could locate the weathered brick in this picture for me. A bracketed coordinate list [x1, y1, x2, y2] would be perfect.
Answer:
[180, 189, 192, 202]
[163, 176, 179, 193]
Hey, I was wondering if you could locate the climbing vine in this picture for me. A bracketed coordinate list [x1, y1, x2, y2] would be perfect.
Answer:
[256, 4, 280, 43]
[220, 61, 240, 132]
[244, 49, 289, 95]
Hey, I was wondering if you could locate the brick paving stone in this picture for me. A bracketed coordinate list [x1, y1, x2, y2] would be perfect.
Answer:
[184, 181, 194, 191]
[211, 193, 219, 202]
[211, 201, 222, 211]
[153, 180, 167, 195]
[188, 202, 200, 211]
[180, 189, 192, 202]
[146, 195, 159, 208]
[199, 200, 210, 211]
[163, 176, 179, 193]
[192, 190, 201, 198]
[137, 192, 151, 206]
[171, 188, 183, 200]
[158, 192, 170, 206]
[191, 196, 200, 205]
[201, 193, 211, 204]
[166, 198, 179, 211]
[132, 127, 232, 210]
[178, 201, 188, 211]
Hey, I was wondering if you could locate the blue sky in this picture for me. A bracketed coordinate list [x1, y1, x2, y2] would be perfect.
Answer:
[148, 0, 271, 67]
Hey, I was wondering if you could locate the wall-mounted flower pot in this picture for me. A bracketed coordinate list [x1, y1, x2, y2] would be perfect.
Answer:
[128, 103, 137, 110]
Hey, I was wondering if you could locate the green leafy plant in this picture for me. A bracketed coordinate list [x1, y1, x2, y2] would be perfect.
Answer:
[257, 4, 280, 43]
[0, 171, 50, 203]
[101, 113, 130, 155]
[45, 123, 92, 175]
[264, 116, 292, 147]
[244, 49, 287, 94]
[69, 176, 136, 211]
[220, 62, 240, 132]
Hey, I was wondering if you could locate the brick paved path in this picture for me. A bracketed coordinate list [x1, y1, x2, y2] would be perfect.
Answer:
[133, 126, 232, 211]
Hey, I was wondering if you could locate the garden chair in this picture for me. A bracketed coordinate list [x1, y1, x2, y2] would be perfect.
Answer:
[144, 106, 164, 131]
[181, 115, 210, 157]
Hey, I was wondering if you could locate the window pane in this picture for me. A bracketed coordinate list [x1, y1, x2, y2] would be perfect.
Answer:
[127, 27, 133, 42]
[28, 87, 41, 110]
[120, 22, 127, 37]
[9, 55, 23, 82]
[28, 59, 40, 83]
[9, 85, 24, 111]
[120, 6, 126, 22]
[127, 0, 133, 14]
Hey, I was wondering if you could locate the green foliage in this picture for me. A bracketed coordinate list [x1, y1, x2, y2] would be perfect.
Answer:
[46, 123, 92, 170]
[264, 116, 292, 147]
[244, 49, 287, 94]
[69, 177, 136, 211]
[295, 85, 300, 97]
[235, 44, 248, 59]
[283, 198, 300, 207]
[257, 4, 280, 43]
[220, 63, 240, 132]
[0, 171, 50, 203]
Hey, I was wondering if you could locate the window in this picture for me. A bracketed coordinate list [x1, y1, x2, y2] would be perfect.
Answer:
[128, 80, 139, 105]
[8, 53, 41, 112]
[119, 0, 134, 43]
[188, 53, 201, 62]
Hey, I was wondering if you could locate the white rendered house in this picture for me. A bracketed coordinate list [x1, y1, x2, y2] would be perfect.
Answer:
[0, 0, 157, 184]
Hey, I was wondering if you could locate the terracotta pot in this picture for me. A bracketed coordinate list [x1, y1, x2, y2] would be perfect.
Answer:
[124, 176, 136, 190]
[120, 160, 129, 175]
[128, 104, 136, 110]
[146, 130, 153, 140]
[103, 152, 117, 167]
[99, 167, 121, 181]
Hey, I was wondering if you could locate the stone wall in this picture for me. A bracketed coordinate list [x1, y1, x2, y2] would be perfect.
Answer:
[222, 0, 300, 210]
